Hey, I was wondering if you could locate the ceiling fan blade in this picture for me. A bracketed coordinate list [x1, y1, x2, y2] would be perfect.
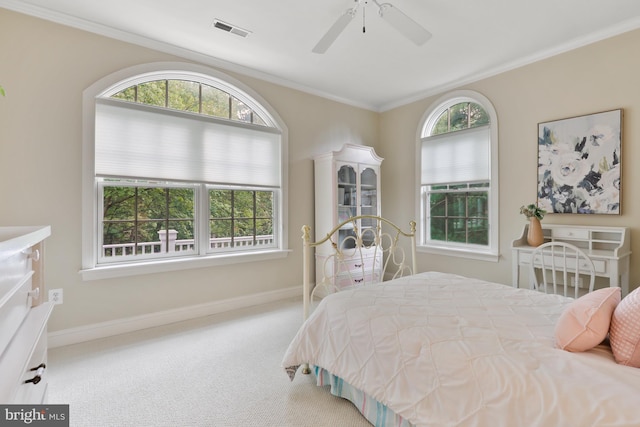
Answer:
[312, 9, 357, 54]
[378, 3, 432, 46]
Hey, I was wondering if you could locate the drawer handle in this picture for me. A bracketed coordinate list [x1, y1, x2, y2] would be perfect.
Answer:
[25, 375, 41, 385]
[28, 249, 40, 262]
[21, 249, 40, 261]
[354, 278, 364, 283]
[354, 263, 363, 268]
[25, 364, 46, 385]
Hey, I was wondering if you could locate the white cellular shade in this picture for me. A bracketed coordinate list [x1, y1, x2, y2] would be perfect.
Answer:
[421, 125, 490, 185]
[95, 99, 281, 187]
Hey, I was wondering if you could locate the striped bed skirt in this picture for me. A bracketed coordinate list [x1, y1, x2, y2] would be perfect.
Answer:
[314, 366, 414, 427]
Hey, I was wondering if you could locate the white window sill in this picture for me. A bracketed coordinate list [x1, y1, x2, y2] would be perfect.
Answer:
[417, 244, 499, 263]
[80, 249, 291, 281]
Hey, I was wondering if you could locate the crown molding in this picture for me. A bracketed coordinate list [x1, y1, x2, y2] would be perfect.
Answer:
[0, 1, 377, 111]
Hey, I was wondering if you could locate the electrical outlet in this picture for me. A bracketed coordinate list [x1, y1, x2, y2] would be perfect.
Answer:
[49, 288, 63, 305]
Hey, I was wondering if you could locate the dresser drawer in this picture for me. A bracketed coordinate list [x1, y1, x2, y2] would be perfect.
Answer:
[0, 302, 54, 403]
[13, 327, 48, 404]
[577, 258, 607, 274]
[336, 254, 380, 274]
[520, 252, 607, 274]
[336, 272, 382, 290]
[0, 248, 30, 301]
[551, 228, 589, 240]
[0, 271, 35, 356]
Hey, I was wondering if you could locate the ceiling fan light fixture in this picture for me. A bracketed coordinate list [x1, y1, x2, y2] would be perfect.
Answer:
[312, 0, 431, 54]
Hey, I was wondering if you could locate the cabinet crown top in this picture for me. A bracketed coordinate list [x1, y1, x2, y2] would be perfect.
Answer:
[314, 144, 383, 164]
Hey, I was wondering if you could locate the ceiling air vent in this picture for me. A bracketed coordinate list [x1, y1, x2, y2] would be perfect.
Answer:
[212, 19, 252, 38]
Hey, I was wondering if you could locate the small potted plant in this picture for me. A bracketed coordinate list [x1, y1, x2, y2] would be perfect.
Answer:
[520, 203, 546, 246]
[520, 204, 546, 221]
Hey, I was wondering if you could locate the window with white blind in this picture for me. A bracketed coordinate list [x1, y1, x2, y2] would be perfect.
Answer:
[417, 90, 499, 261]
[81, 64, 288, 279]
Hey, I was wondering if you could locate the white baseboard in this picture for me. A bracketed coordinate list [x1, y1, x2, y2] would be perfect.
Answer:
[48, 286, 302, 348]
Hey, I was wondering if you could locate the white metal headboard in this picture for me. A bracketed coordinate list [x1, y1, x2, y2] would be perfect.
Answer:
[301, 215, 417, 321]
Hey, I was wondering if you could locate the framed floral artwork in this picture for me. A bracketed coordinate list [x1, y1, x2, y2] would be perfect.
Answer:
[537, 109, 622, 214]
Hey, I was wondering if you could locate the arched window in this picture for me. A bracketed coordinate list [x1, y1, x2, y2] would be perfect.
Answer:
[81, 63, 288, 279]
[109, 78, 269, 126]
[417, 90, 499, 261]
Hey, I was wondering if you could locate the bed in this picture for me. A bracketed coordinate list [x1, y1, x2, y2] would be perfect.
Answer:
[282, 216, 640, 426]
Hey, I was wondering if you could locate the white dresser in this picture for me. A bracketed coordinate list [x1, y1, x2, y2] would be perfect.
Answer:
[0, 226, 53, 404]
[512, 224, 631, 295]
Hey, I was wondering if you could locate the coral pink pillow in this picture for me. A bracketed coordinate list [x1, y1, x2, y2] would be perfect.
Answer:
[555, 287, 621, 352]
[610, 287, 640, 367]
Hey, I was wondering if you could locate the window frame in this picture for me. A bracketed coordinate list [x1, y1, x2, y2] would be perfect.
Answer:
[81, 62, 289, 280]
[415, 90, 499, 262]
[98, 179, 200, 264]
[205, 185, 279, 255]
[424, 181, 491, 247]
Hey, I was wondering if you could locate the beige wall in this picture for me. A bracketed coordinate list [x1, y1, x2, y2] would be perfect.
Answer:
[0, 9, 378, 332]
[2, 8, 639, 334]
[380, 28, 640, 287]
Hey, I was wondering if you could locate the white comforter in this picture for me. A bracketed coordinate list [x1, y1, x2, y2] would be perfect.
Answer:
[282, 272, 640, 427]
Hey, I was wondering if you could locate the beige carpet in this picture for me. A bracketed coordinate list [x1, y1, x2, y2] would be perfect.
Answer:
[47, 298, 372, 427]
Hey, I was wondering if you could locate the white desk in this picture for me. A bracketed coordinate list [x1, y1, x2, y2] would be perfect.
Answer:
[511, 224, 631, 296]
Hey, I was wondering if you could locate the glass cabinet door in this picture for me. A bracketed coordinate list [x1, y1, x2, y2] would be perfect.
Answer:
[359, 167, 378, 238]
[360, 167, 378, 216]
[337, 165, 357, 248]
[337, 165, 357, 220]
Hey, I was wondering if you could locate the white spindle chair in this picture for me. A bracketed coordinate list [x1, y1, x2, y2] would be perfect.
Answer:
[528, 241, 596, 298]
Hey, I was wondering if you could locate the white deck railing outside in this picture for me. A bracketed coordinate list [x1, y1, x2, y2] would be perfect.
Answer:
[102, 232, 274, 258]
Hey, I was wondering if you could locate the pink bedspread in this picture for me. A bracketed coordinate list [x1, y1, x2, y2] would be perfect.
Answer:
[283, 272, 640, 426]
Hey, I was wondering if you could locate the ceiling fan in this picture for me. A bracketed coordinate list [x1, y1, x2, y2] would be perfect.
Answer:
[312, 0, 432, 54]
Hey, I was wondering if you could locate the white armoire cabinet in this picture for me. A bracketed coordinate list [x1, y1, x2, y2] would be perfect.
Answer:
[313, 144, 383, 289]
